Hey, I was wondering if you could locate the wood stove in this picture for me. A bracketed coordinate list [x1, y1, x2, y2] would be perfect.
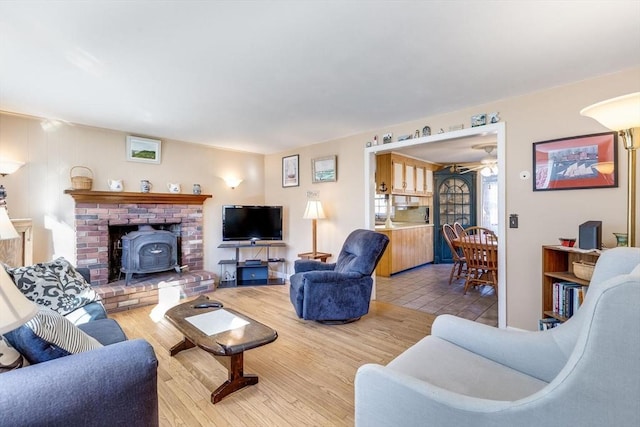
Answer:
[121, 225, 181, 285]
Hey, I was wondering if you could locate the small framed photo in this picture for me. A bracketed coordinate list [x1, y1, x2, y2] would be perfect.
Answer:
[126, 136, 161, 164]
[282, 154, 300, 187]
[533, 132, 618, 191]
[312, 155, 337, 183]
[471, 113, 487, 127]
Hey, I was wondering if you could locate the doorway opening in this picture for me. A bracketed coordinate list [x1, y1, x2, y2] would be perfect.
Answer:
[364, 122, 506, 328]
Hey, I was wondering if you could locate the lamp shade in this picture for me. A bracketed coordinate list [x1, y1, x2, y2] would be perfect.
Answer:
[0, 267, 38, 335]
[224, 177, 242, 189]
[303, 200, 326, 220]
[0, 208, 19, 240]
[580, 92, 640, 131]
[0, 159, 25, 176]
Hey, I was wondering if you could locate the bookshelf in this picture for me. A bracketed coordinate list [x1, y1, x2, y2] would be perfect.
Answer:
[541, 245, 600, 322]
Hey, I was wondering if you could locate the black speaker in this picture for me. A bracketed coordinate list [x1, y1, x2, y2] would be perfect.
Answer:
[579, 221, 602, 250]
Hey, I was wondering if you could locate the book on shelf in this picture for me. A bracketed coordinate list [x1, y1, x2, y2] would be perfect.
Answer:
[539, 317, 562, 330]
[552, 281, 587, 319]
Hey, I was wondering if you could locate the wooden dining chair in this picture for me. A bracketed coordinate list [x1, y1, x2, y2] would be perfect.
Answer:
[453, 222, 465, 237]
[461, 226, 497, 241]
[442, 224, 466, 285]
[457, 230, 498, 295]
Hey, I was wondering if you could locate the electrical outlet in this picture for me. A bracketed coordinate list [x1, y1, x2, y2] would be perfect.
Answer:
[509, 214, 519, 228]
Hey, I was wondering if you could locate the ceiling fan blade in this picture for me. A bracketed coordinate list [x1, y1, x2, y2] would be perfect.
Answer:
[459, 164, 483, 174]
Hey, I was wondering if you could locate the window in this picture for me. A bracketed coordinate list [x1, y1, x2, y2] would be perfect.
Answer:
[375, 194, 393, 220]
[480, 174, 498, 234]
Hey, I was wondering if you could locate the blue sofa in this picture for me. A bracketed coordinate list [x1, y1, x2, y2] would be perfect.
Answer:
[0, 268, 159, 427]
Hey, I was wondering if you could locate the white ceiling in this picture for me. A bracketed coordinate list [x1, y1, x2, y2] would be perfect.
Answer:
[1, 1, 639, 157]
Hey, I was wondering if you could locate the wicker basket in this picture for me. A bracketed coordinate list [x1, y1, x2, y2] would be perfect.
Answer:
[70, 166, 93, 190]
[573, 261, 595, 281]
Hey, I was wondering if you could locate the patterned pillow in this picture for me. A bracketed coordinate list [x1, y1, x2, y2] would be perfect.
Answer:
[4, 257, 100, 316]
[3, 308, 102, 364]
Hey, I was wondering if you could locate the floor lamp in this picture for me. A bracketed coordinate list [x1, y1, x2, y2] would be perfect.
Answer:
[303, 200, 326, 256]
[581, 92, 640, 247]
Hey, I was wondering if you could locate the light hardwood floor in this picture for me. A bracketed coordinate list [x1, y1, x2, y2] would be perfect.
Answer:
[111, 284, 435, 427]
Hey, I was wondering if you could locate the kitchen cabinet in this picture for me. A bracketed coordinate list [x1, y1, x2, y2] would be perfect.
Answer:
[433, 169, 477, 264]
[376, 224, 433, 277]
[377, 153, 435, 196]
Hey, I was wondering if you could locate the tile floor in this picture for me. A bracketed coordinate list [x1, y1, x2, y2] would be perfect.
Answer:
[376, 263, 498, 326]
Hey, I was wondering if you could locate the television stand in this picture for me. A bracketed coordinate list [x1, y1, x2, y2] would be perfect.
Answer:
[217, 242, 286, 287]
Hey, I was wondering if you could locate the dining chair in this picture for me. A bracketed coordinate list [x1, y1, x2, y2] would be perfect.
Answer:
[453, 222, 465, 237]
[462, 225, 497, 240]
[457, 230, 498, 294]
[442, 224, 466, 285]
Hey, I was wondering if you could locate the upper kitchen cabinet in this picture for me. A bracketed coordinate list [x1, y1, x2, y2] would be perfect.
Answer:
[376, 153, 435, 196]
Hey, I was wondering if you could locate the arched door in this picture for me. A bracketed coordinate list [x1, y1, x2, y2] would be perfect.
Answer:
[433, 170, 477, 263]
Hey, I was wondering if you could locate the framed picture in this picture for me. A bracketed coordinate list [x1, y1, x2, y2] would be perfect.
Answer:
[126, 136, 161, 164]
[533, 132, 617, 191]
[312, 155, 337, 183]
[282, 154, 299, 187]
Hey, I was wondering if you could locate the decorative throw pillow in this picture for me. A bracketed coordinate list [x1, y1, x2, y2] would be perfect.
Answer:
[3, 308, 102, 364]
[4, 257, 100, 316]
[0, 336, 24, 372]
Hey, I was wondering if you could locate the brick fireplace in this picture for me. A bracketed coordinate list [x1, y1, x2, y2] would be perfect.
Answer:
[65, 190, 215, 311]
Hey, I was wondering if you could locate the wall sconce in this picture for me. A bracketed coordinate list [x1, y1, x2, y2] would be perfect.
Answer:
[303, 200, 326, 256]
[581, 92, 640, 247]
[0, 159, 24, 177]
[0, 158, 25, 210]
[224, 177, 243, 189]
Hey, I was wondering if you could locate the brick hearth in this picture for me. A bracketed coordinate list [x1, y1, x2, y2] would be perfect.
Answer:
[94, 270, 215, 312]
[65, 190, 215, 312]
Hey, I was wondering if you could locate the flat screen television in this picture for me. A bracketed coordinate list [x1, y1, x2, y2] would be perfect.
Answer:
[222, 205, 283, 241]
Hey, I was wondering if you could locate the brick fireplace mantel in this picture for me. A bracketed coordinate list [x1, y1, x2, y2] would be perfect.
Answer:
[64, 189, 212, 204]
[66, 189, 213, 286]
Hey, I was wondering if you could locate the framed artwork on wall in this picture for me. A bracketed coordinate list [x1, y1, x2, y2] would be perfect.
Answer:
[282, 154, 300, 187]
[311, 155, 337, 183]
[532, 132, 617, 191]
[126, 136, 161, 164]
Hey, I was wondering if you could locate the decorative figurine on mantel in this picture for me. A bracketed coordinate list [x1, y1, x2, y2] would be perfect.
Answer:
[140, 180, 152, 193]
[422, 126, 431, 137]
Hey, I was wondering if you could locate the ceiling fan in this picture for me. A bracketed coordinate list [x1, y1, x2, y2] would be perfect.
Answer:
[448, 143, 498, 176]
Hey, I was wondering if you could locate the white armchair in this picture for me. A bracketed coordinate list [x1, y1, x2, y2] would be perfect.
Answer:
[355, 247, 640, 426]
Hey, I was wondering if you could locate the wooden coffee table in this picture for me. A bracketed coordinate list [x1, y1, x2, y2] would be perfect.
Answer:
[165, 295, 278, 403]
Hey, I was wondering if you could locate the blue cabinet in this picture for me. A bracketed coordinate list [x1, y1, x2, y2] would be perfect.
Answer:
[433, 170, 477, 264]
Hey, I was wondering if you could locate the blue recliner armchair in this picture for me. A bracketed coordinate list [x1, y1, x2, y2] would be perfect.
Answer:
[289, 229, 389, 323]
